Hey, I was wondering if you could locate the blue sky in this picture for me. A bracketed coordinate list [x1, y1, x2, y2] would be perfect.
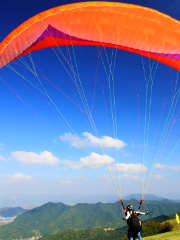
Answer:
[0, 0, 180, 202]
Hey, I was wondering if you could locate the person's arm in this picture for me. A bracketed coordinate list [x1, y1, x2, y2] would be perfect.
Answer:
[136, 211, 149, 215]
[123, 211, 130, 220]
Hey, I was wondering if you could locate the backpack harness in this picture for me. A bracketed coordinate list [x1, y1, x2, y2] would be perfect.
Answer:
[127, 210, 142, 233]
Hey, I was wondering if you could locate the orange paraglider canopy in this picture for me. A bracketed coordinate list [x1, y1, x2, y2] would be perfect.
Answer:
[1, 1, 180, 70]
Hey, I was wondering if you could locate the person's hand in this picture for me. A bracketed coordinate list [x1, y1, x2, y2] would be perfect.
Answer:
[145, 211, 149, 215]
[123, 216, 126, 220]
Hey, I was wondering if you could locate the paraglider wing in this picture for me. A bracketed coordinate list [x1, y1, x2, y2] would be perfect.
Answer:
[1, 1, 180, 70]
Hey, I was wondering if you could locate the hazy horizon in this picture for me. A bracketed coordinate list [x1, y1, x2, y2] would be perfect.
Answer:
[1, 0, 180, 202]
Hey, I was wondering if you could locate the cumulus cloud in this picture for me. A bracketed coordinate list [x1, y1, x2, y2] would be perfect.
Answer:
[62, 152, 115, 170]
[62, 160, 83, 170]
[154, 163, 180, 171]
[61, 154, 146, 173]
[111, 163, 147, 173]
[0, 154, 10, 161]
[60, 133, 80, 147]
[80, 152, 115, 169]
[11, 151, 60, 165]
[59, 176, 86, 184]
[121, 174, 141, 180]
[60, 132, 127, 149]
[6, 173, 32, 180]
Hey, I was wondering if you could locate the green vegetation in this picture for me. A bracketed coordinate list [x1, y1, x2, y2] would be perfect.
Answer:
[41, 226, 128, 240]
[144, 218, 180, 240]
[0, 207, 26, 217]
[141, 220, 173, 237]
[0, 200, 179, 239]
[41, 218, 179, 240]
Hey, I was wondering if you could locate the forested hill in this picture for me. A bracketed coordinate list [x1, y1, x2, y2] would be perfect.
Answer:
[0, 199, 180, 239]
[0, 207, 26, 217]
[41, 214, 180, 240]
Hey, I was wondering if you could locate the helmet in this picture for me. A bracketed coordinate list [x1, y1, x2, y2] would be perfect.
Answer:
[126, 205, 133, 212]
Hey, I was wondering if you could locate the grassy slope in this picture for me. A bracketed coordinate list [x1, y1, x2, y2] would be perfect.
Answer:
[41, 226, 128, 240]
[144, 219, 180, 240]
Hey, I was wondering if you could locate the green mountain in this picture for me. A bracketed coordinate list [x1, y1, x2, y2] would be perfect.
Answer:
[0, 207, 26, 217]
[0, 200, 180, 239]
[41, 214, 179, 240]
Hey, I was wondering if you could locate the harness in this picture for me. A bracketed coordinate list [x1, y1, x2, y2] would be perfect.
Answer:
[128, 210, 142, 233]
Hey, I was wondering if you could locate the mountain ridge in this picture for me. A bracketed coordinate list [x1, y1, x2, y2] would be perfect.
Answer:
[0, 207, 26, 217]
[0, 199, 180, 239]
[1, 193, 179, 207]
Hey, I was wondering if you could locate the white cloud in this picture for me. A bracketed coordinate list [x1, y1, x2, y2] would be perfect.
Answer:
[62, 160, 83, 170]
[0, 154, 9, 161]
[59, 176, 86, 185]
[111, 163, 147, 173]
[101, 174, 113, 181]
[11, 151, 60, 165]
[61, 152, 115, 170]
[80, 152, 115, 169]
[123, 152, 136, 157]
[7, 173, 32, 180]
[60, 132, 127, 149]
[59, 178, 73, 184]
[56, 167, 67, 171]
[12, 196, 19, 200]
[154, 163, 180, 171]
[121, 174, 141, 180]
[154, 174, 163, 180]
[60, 133, 79, 147]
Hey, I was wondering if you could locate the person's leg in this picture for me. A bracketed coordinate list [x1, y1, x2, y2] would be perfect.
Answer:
[128, 229, 130, 239]
[133, 232, 137, 240]
[129, 230, 135, 240]
[137, 232, 143, 240]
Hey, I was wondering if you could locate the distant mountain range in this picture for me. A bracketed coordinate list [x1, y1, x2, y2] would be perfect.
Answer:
[0, 194, 119, 207]
[0, 207, 26, 217]
[0, 193, 179, 208]
[124, 193, 165, 201]
[0, 198, 180, 239]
